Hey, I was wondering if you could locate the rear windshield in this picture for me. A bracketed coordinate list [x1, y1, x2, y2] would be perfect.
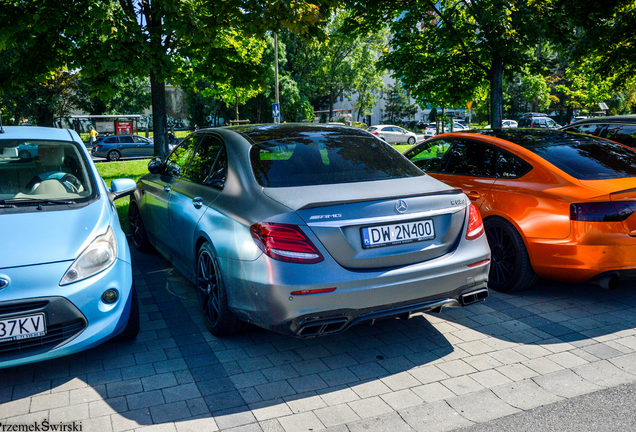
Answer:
[250, 135, 423, 187]
[0, 140, 96, 207]
[530, 140, 636, 180]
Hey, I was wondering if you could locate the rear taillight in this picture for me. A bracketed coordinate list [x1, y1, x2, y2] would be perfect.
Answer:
[250, 223, 324, 264]
[371, 131, 378, 135]
[570, 201, 636, 222]
[94, 145, 102, 149]
[466, 203, 484, 240]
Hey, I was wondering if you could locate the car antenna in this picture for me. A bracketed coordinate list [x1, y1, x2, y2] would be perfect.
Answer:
[0, 111, 4, 134]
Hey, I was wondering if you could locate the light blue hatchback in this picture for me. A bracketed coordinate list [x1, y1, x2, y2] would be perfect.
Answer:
[0, 125, 139, 369]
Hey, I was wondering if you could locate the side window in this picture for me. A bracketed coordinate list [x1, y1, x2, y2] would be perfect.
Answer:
[105, 137, 117, 144]
[208, 147, 227, 188]
[496, 150, 531, 178]
[188, 135, 223, 184]
[547, 119, 557, 128]
[165, 135, 199, 177]
[442, 141, 497, 177]
[405, 139, 452, 172]
[119, 136, 134, 143]
[570, 124, 601, 135]
[606, 125, 636, 147]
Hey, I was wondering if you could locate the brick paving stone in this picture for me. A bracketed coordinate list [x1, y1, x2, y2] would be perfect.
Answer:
[288, 374, 329, 394]
[572, 360, 636, 388]
[462, 353, 504, 371]
[319, 368, 360, 387]
[348, 395, 393, 419]
[107, 379, 144, 398]
[400, 399, 473, 432]
[254, 381, 297, 401]
[0, 399, 30, 419]
[277, 411, 324, 432]
[469, 369, 513, 388]
[533, 369, 603, 398]
[175, 418, 219, 432]
[496, 363, 539, 381]
[441, 375, 485, 396]
[317, 387, 361, 407]
[213, 410, 257, 430]
[521, 357, 565, 375]
[409, 364, 450, 385]
[30, 391, 70, 412]
[350, 380, 392, 399]
[284, 392, 327, 413]
[261, 365, 300, 382]
[149, 400, 191, 423]
[379, 388, 423, 410]
[249, 399, 293, 421]
[410, 382, 455, 403]
[609, 352, 636, 375]
[49, 402, 89, 422]
[347, 411, 416, 432]
[447, 388, 520, 423]
[314, 404, 360, 428]
[436, 359, 478, 378]
[492, 379, 563, 411]
[291, 359, 329, 376]
[12, 381, 51, 400]
[89, 396, 128, 417]
[127, 390, 165, 410]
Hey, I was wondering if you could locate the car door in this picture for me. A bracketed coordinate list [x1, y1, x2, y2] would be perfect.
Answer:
[132, 135, 154, 157]
[430, 139, 498, 209]
[167, 134, 226, 274]
[116, 136, 136, 157]
[379, 127, 395, 143]
[139, 134, 200, 256]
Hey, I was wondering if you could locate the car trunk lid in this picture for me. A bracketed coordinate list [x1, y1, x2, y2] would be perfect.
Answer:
[263, 177, 469, 269]
[579, 178, 636, 236]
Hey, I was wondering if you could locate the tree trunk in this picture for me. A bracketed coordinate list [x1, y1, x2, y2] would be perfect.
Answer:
[150, 72, 168, 158]
[329, 87, 334, 121]
[490, 51, 504, 129]
[235, 96, 239, 121]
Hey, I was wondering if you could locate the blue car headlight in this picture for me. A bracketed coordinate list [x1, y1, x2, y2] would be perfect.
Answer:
[60, 226, 118, 286]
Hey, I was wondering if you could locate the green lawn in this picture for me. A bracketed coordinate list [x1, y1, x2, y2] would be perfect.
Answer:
[95, 159, 151, 234]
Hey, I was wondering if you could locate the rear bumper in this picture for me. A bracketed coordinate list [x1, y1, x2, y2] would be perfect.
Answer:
[527, 236, 636, 283]
[220, 235, 490, 337]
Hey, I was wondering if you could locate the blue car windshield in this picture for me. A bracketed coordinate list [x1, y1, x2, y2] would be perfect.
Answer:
[250, 135, 423, 187]
[0, 140, 96, 207]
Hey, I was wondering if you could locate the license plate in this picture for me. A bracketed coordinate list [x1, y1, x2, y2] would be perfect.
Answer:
[0, 313, 46, 343]
[362, 219, 435, 248]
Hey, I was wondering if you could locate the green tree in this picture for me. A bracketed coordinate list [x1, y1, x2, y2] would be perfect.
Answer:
[382, 83, 419, 124]
[345, 0, 553, 128]
[0, 0, 339, 156]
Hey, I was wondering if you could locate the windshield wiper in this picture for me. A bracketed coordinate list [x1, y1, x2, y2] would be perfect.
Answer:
[0, 198, 75, 206]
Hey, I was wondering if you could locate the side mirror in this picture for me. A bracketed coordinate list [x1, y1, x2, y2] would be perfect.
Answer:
[148, 156, 163, 174]
[109, 178, 137, 201]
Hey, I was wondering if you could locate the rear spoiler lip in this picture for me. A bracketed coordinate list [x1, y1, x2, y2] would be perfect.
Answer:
[297, 188, 464, 211]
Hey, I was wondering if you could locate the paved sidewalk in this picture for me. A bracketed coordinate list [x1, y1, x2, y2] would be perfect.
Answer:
[2, 242, 636, 432]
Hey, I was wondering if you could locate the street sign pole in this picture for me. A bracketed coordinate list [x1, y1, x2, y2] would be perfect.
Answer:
[274, 32, 280, 124]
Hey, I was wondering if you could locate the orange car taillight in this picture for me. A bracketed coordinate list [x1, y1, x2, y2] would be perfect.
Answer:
[466, 203, 485, 240]
[570, 201, 636, 222]
[250, 222, 324, 264]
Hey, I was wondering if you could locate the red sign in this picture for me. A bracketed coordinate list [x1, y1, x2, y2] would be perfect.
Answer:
[116, 121, 133, 135]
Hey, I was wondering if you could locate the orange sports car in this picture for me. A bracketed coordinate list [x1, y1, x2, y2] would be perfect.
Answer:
[404, 129, 636, 292]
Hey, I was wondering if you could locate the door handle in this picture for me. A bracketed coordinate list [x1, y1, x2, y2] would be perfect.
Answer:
[466, 191, 481, 201]
[163, 184, 171, 192]
[192, 197, 203, 209]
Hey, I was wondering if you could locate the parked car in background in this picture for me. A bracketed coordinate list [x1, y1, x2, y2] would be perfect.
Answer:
[367, 125, 418, 144]
[92, 134, 154, 161]
[560, 115, 636, 148]
[484, 120, 518, 129]
[0, 126, 139, 368]
[129, 124, 490, 337]
[404, 129, 636, 292]
[518, 114, 560, 129]
[569, 116, 588, 124]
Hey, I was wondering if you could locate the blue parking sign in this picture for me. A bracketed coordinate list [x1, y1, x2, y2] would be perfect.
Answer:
[272, 103, 280, 118]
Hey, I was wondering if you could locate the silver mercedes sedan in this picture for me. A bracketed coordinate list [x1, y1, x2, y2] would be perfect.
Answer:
[129, 124, 490, 337]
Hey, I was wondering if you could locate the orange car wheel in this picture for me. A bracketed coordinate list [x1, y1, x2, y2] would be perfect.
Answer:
[484, 217, 538, 292]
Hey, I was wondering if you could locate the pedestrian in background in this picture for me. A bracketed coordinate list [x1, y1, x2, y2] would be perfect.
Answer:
[89, 126, 99, 146]
[193, 124, 199, 132]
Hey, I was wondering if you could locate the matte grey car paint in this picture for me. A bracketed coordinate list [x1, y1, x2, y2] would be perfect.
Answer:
[133, 124, 491, 336]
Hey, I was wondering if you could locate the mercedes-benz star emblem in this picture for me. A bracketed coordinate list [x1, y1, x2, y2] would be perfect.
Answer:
[0, 279, 8, 290]
[396, 200, 408, 213]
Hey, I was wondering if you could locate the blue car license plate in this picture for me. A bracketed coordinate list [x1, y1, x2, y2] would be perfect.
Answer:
[0, 313, 46, 343]
[362, 219, 435, 249]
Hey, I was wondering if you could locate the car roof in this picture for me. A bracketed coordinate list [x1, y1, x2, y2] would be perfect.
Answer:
[209, 123, 373, 144]
[562, 115, 636, 126]
[0, 126, 77, 141]
[434, 129, 609, 150]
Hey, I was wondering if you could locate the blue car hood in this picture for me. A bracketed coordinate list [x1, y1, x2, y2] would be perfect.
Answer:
[0, 198, 112, 269]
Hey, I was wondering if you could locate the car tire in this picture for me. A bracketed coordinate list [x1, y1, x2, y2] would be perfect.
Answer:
[107, 150, 121, 161]
[128, 200, 152, 252]
[112, 286, 140, 341]
[19, 150, 31, 159]
[197, 242, 247, 337]
[408, 136, 416, 145]
[484, 217, 538, 293]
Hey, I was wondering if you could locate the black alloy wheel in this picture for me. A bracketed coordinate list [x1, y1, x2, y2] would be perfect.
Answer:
[128, 200, 151, 252]
[484, 217, 538, 293]
[196, 243, 245, 336]
[108, 150, 121, 161]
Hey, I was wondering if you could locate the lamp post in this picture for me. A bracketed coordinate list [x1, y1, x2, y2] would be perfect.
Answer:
[274, 32, 280, 124]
